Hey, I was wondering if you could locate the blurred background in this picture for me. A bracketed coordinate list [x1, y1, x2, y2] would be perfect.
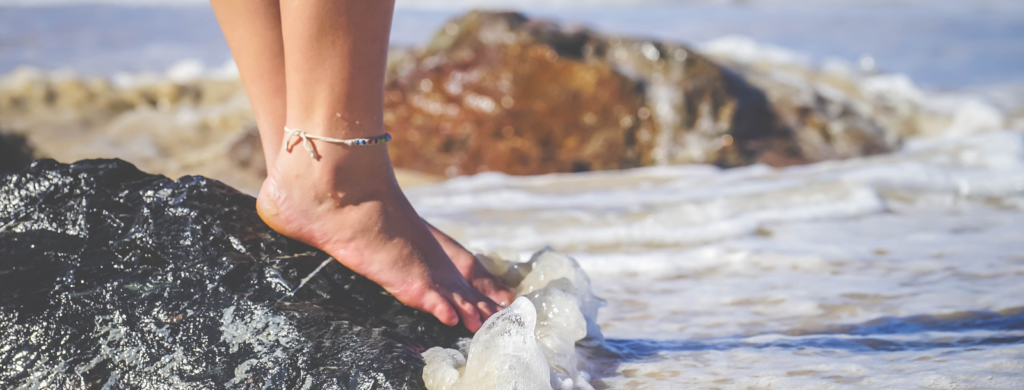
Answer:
[3, 0, 1023, 88]
[1, 0, 1022, 191]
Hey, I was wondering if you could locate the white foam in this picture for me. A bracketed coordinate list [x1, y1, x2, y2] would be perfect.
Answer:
[423, 250, 603, 390]
[698, 35, 812, 67]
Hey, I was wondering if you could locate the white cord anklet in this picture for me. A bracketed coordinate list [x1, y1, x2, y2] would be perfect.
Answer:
[284, 126, 392, 159]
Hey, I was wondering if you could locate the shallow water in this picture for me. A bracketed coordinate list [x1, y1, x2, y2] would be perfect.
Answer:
[409, 131, 1024, 388]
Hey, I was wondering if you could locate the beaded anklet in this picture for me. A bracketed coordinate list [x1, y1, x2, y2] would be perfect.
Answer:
[284, 126, 392, 159]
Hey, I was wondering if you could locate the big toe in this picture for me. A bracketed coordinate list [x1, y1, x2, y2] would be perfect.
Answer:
[450, 287, 503, 332]
[450, 294, 483, 332]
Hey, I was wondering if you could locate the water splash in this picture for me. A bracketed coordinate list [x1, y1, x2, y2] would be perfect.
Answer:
[423, 249, 603, 390]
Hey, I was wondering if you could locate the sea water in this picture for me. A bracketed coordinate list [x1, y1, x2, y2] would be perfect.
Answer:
[407, 30, 1024, 386]
[410, 127, 1024, 388]
[401, 20, 1024, 384]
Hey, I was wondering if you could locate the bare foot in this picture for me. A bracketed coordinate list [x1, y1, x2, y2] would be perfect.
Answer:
[256, 141, 500, 332]
[424, 222, 516, 307]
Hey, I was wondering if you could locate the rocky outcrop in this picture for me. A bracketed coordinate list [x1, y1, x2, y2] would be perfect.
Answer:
[0, 67, 262, 192]
[383, 11, 782, 176]
[591, 36, 778, 168]
[382, 11, 903, 174]
[384, 12, 656, 176]
[696, 41, 902, 166]
[751, 70, 899, 165]
[0, 159, 468, 389]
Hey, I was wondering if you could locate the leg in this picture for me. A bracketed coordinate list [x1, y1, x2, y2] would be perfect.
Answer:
[257, 0, 499, 331]
[213, 0, 512, 317]
[210, 0, 287, 170]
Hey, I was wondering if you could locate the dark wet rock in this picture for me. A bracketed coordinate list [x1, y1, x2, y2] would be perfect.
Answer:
[0, 131, 35, 172]
[0, 159, 468, 389]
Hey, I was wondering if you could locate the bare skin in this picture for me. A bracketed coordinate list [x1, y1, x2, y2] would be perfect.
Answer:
[209, 0, 286, 170]
[211, 0, 512, 331]
[258, 142, 498, 331]
[428, 222, 514, 306]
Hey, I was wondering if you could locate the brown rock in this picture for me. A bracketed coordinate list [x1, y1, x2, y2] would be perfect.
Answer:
[384, 11, 655, 176]
[384, 11, 899, 174]
[383, 11, 786, 176]
[706, 58, 900, 165]
[594, 37, 777, 168]
[766, 81, 897, 164]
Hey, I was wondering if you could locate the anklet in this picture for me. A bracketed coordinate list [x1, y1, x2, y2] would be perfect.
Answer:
[284, 127, 392, 159]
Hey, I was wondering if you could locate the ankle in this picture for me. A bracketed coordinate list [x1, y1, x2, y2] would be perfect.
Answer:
[270, 137, 399, 199]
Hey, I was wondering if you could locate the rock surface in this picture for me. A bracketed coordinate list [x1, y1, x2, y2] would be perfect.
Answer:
[383, 11, 785, 176]
[384, 12, 656, 176]
[0, 159, 468, 389]
[697, 40, 902, 165]
[593, 34, 779, 168]
[382, 11, 903, 174]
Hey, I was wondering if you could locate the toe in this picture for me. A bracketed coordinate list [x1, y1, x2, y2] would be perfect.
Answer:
[490, 286, 516, 308]
[450, 292, 484, 332]
[423, 290, 460, 327]
[463, 287, 502, 328]
[474, 278, 516, 307]
[477, 300, 500, 320]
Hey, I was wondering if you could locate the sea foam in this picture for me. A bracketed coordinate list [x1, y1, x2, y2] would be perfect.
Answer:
[422, 249, 603, 390]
